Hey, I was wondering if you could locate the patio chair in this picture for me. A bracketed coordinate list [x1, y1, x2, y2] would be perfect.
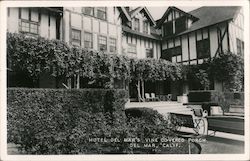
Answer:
[145, 93, 153, 102]
[190, 106, 208, 135]
[151, 93, 160, 101]
[167, 94, 172, 101]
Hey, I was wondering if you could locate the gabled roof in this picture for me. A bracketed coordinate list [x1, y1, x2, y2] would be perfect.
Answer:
[129, 7, 156, 26]
[118, 7, 132, 21]
[156, 6, 198, 28]
[179, 6, 241, 35]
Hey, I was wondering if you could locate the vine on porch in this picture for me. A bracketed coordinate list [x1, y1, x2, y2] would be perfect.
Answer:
[183, 51, 244, 92]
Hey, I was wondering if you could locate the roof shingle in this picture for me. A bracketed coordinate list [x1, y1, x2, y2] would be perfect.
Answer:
[180, 6, 241, 35]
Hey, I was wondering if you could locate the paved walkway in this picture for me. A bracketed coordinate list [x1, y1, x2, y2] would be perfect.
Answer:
[125, 101, 193, 115]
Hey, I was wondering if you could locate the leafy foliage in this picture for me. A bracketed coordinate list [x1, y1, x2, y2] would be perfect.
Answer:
[209, 52, 244, 91]
[7, 32, 183, 88]
[7, 88, 198, 154]
[7, 88, 128, 154]
[183, 51, 244, 92]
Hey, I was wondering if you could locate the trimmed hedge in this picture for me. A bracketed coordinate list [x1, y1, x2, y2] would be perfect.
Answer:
[7, 88, 128, 154]
[8, 88, 200, 154]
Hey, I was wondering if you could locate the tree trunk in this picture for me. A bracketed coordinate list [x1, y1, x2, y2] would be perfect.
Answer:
[136, 80, 142, 102]
[141, 80, 145, 101]
[76, 74, 80, 89]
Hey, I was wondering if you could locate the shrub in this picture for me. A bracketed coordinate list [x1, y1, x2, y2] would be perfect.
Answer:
[8, 88, 200, 154]
[7, 88, 128, 154]
[124, 108, 201, 154]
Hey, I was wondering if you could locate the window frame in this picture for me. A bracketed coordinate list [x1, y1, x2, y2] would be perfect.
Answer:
[134, 18, 140, 32]
[84, 32, 93, 49]
[143, 21, 149, 34]
[146, 48, 153, 58]
[98, 35, 107, 51]
[19, 8, 40, 35]
[127, 43, 137, 54]
[175, 16, 187, 34]
[82, 7, 94, 16]
[96, 7, 107, 20]
[109, 37, 117, 53]
[163, 21, 173, 37]
[236, 38, 244, 56]
[196, 39, 210, 59]
[71, 28, 81, 46]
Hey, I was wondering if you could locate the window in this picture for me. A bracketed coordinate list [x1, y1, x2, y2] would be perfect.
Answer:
[97, 7, 106, 20]
[99, 35, 107, 51]
[84, 32, 93, 49]
[237, 38, 244, 56]
[82, 7, 94, 16]
[19, 8, 39, 35]
[175, 16, 187, 34]
[134, 18, 140, 31]
[161, 46, 181, 62]
[171, 46, 182, 56]
[20, 20, 39, 34]
[128, 44, 137, 54]
[196, 39, 210, 59]
[109, 38, 116, 52]
[143, 21, 149, 34]
[163, 21, 173, 37]
[146, 48, 153, 58]
[71, 29, 81, 46]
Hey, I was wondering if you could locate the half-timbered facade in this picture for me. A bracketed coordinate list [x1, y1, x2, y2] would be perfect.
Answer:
[156, 6, 244, 98]
[7, 7, 62, 40]
[121, 7, 161, 59]
[7, 6, 244, 100]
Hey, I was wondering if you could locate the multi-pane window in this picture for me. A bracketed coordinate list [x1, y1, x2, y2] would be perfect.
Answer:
[146, 48, 153, 58]
[99, 35, 107, 51]
[97, 7, 107, 20]
[82, 7, 94, 16]
[163, 21, 173, 37]
[143, 21, 149, 34]
[71, 29, 81, 46]
[134, 18, 140, 31]
[237, 38, 244, 56]
[196, 39, 210, 59]
[20, 20, 39, 34]
[84, 32, 93, 49]
[109, 38, 116, 52]
[128, 44, 137, 54]
[19, 8, 39, 35]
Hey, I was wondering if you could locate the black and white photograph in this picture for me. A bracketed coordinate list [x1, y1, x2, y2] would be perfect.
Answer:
[0, 0, 249, 161]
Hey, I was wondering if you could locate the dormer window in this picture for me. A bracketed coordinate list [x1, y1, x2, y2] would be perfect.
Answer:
[134, 18, 140, 31]
[143, 21, 149, 34]
[82, 7, 94, 16]
[82, 7, 107, 21]
[97, 7, 106, 20]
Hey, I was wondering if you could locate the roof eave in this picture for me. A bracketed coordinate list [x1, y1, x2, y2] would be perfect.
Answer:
[119, 7, 132, 21]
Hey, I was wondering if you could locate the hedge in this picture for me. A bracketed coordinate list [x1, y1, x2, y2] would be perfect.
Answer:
[8, 88, 200, 154]
[7, 88, 129, 154]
